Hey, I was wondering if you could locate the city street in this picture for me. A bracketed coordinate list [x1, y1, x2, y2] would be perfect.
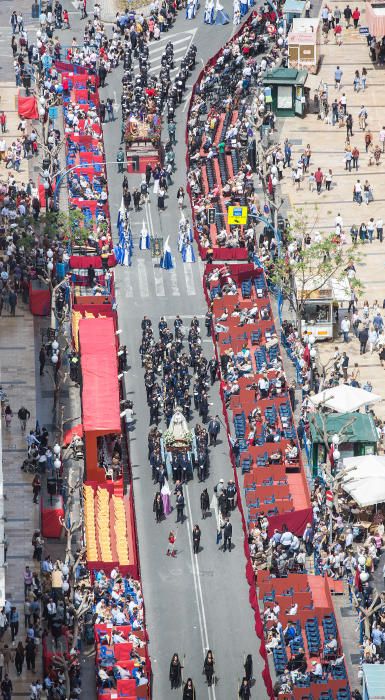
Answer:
[97, 7, 268, 700]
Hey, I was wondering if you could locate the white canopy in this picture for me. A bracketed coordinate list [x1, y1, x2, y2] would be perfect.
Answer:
[341, 455, 385, 507]
[309, 385, 381, 413]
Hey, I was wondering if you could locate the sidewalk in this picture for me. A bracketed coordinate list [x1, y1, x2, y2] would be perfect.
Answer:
[279, 2, 385, 419]
[0, 313, 41, 692]
[0, 80, 42, 692]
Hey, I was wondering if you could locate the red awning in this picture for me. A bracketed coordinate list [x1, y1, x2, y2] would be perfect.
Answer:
[18, 95, 39, 119]
[63, 423, 83, 446]
[79, 317, 121, 433]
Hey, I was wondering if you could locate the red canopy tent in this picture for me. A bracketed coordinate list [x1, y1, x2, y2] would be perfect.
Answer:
[79, 317, 121, 481]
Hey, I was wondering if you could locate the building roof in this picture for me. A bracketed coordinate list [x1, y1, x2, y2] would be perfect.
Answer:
[263, 67, 308, 85]
[310, 412, 378, 444]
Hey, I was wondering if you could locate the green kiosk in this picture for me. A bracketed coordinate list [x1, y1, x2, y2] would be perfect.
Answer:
[263, 67, 308, 117]
[309, 412, 378, 476]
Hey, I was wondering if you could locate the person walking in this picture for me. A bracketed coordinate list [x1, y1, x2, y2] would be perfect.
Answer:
[116, 147, 124, 173]
[200, 488, 210, 519]
[14, 643, 24, 677]
[341, 316, 350, 342]
[334, 65, 343, 88]
[346, 113, 353, 138]
[39, 346, 46, 376]
[176, 491, 185, 523]
[9, 608, 18, 642]
[203, 650, 215, 686]
[152, 492, 164, 523]
[223, 518, 233, 552]
[167, 530, 177, 557]
[183, 678, 196, 700]
[32, 474, 41, 503]
[208, 416, 220, 446]
[359, 325, 369, 354]
[169, 654, 182, 689]
[1, 675, 12, 700]
[314, 167, 323, 194]
[192, 524, 201, 554]
[25, 639, 35, 672]
[17, 406, 30, 431]
[133, 188, 141, 211]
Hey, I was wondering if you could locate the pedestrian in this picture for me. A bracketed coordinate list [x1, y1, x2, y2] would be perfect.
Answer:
[25, 639, 35, 672]
[376, 217, 383, 242]
[17, 406, 30, 431]
[9, 608, 18, 642]
[358, 105, 368, 130]
[169, 654, 182, 689]
[365, 130, 373, 152]
[341, 316, 350, 342]
[1, 675, 12, 700]
[353, 70, 360, 91]
[334, 22, 342, 44]
[239, 677, 251, 699]
[116, 147, 124, 173]
[167, 530, 177, 557]
[32, 474, 41, 503]
[203, 650, 215, 686]
[364, 179, 373, 205]
[208, 415, 220, 446]
[14, 643, 24, 676]
[346, 113, 353, 138]
[352, 145, 359, 170]
[8, 289, 17, 316]
[39, 346, 46, 376]
[157, 187, 165, 210]
[175, 491, 185, 523]
[361, 66, 367, 90]
[334, 65, 343, 89]
[305, 0, 311, 17]
[4, 406, 12, 430]
[183, 678, 196, 700]
[133, 188, 140, 211]
[325, 169, 333, 190]
[81, 0, 88, 19]
[223, 518, 232, 552]
[152, 492, 164, 523]
[359, 326, 369, 354]
[314, 167, 323, 194]
[352, 6, 360, 27]
[192, 524, 201, 554]
[343, 4, 352, 27]
[341, 351, 349, 381]
[201, 488, 210, 519]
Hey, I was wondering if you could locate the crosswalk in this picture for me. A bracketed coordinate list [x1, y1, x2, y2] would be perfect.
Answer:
[146, 29, 197, 79]
[119, 258, 202, 300]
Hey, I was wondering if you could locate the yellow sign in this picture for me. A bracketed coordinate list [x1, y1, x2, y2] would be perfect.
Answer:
[228, 206, 248, 225]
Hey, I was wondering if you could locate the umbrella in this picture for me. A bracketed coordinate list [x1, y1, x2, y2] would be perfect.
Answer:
[309, 384, 381, 413]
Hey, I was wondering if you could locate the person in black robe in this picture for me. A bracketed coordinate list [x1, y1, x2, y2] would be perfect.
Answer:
[169, 653, 182, 689]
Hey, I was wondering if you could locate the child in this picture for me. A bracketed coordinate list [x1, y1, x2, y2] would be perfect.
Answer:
[167, 531, 177, 557]
[308, 172, 316, 192]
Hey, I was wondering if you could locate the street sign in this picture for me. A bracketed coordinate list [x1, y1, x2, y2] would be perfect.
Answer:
[151, 237, 163, 258]
[359, 26, 369, 34]
[325, 490, 333, 507]
[228, 206, 248, 225]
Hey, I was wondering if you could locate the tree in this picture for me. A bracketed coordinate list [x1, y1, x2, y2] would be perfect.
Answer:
[351, 588, 385, 640]
[269, 208, 363, 336]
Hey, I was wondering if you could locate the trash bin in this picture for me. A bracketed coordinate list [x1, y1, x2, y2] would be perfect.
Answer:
[31, 3, 39, 19]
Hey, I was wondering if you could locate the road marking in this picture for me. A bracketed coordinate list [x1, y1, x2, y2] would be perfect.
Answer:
[169, 268, 181, 296]
[153, 266, 166, 296]
[182, 90, 192, 112]
[123, 273, 134, 298]
[184, 263, 196, 296]
[152, 27, 198, 42]
[137, 259, 150, 297]
[185, 485, 217, 700]
[149, 38, 193, 55]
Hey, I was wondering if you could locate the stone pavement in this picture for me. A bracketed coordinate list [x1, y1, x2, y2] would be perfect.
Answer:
[0, 80, 42, 693]
[0, 313, 41, 692]
[279, 2, 385, 419]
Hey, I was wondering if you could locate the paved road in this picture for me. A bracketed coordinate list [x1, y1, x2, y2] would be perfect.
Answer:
[100, 13, 270, 700]
[99, 8, 268, 700]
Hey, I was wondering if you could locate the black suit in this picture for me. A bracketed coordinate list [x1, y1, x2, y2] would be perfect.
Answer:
[223, 521, 232, 552]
